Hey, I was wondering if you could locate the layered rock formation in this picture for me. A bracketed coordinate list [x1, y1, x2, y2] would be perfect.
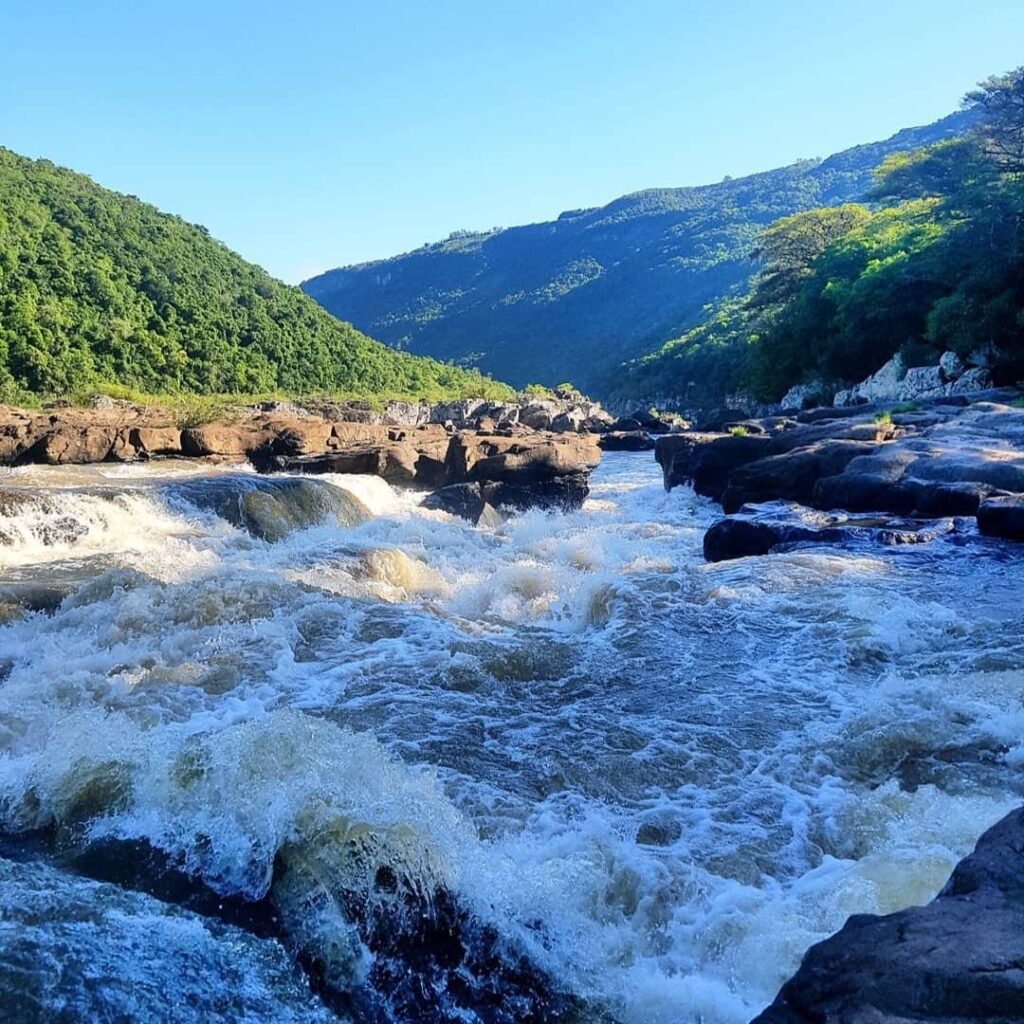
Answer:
[0, 401, 602, 516]
[657, 393, 1024, 555]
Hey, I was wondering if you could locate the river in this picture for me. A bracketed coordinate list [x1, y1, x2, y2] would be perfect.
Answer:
[0, 451, 1020, 1023]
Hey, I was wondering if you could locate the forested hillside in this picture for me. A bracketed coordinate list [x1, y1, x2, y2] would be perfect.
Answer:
[618, 68, 1024, 408]
[302, 113, 972, 393]
[0, 149, 511, 403]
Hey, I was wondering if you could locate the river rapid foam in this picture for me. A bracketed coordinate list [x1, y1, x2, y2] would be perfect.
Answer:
[0, 452, 1021, 1022]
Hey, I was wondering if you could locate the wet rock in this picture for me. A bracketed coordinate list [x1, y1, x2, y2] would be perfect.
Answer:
[721, 439, 882, 513]
[423, 483, 502, 526]
[655, 432, 771, 498]
[752, 807, 1024, 1024]
[166, 476, 369, 541]
[0, 857, 335, 1024]
[598, 431, 656, 451]
[703, 502, 958, 562]
[977, 495, 1024, 541]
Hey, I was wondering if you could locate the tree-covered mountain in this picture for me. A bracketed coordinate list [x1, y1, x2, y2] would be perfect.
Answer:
[302, 112, 973, 394]
[618, 69, 1024, 409]
[0, 148, 511, 403]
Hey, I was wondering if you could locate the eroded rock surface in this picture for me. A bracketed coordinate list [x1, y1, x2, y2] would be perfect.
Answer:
[657, 396, 1024, 545]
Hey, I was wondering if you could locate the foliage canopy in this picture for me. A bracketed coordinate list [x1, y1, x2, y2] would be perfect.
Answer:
[0, 148, 512, 404]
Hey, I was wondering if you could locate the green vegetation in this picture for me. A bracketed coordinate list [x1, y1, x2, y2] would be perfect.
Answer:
[0, 148, 513, 404]
[728, 425, 750, 437]
[619, 67, 1024, 407]
[873, 411, 893, 425]
[302, 113, 972, 392]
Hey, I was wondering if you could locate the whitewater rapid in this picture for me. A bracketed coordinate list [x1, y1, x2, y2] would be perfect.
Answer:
[0, 452, 1021, 1022]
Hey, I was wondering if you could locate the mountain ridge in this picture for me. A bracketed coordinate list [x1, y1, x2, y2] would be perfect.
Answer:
[302, 111, 975, 395]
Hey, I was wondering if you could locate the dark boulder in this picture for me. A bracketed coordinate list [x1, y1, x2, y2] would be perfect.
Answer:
[598, 431, 656, 452]
[609, 417, 643, 433]
[655, 433, 771, 498]
[722, 440, 881, 513]
[977, 495, 1024, 541]
[704, 503, 958, 562]
[422, 484, 502, 527]
[752, 807, 1024, 1024]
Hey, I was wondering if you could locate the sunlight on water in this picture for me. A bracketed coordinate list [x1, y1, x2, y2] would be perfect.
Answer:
[0, 452, 1021, 1022]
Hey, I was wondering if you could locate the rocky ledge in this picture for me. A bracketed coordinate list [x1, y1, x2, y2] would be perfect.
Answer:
[753, 806, 1024, 1024]
[0, 401, 601, 517]
[656, 391, 1024, 558]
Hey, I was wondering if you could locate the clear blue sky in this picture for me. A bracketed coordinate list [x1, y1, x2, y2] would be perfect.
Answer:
[4, 1, 1022, 282]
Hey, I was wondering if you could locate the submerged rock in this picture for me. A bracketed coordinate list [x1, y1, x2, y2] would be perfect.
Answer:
[165, 476, 369, 541]
[752, 807, 1024, 1024]
[0, 856, 335, 1024]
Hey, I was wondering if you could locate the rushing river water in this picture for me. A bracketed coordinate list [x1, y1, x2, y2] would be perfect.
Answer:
[0, 451, 1021, 1023]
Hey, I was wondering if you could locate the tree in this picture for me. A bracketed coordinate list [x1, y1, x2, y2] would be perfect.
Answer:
[751, 205, 871, 306]
[964, 67, 1024, 175]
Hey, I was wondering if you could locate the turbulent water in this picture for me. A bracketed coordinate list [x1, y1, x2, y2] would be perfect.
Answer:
[0, 453, 1021, 1023]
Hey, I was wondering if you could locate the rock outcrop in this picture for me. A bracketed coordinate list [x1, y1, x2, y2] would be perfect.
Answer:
[703, 502, 960, 562]
[833, 351, 993, 407]
[0, 402, 602, 516]
[658, 394, 1024, 548]
[752, 806, 1024, 1024]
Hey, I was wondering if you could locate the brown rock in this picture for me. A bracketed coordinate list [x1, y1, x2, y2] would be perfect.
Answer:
[180, 425, 255, 458]
[130, 426, 183, 457]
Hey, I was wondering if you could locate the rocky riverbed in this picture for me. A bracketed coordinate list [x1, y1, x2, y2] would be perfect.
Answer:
[653, 388, 1024, 1021]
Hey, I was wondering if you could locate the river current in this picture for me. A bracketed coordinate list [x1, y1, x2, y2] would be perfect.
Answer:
[0, 452, 1020, 1023]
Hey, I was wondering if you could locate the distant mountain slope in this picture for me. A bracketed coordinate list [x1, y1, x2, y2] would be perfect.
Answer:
[303, 112, 973, 394]
[0, 148, 509, 402]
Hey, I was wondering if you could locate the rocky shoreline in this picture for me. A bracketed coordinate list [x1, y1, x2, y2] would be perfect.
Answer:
[0, 397, 606, 519]
[656, 389, 1024, 560]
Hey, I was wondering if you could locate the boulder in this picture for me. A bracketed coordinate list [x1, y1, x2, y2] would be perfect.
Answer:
[977, 495, 1024, 541]
[949, 366, 993, 394]
[28, 426, 119, 464]
[655, 433, 771, 497]
[939, 350, 965, 379]
[704, 502, 957, 562]
[779, 382, 825, 411]
[897, 363, 946, 401]
[180, 425, 254, 458]
[753, 807, 1024, 1024]
[130, 426, 183, 457]
[834, 355, 905, 407]
[599, 431, 656, 452]
[422, 483, 503, 527]
[721, 440, 881, 513]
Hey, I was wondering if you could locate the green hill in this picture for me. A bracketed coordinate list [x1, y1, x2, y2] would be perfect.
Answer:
[0, 148, 511, 404]
[302, 113, 973, 395]
[618, 70, 1024, 409]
